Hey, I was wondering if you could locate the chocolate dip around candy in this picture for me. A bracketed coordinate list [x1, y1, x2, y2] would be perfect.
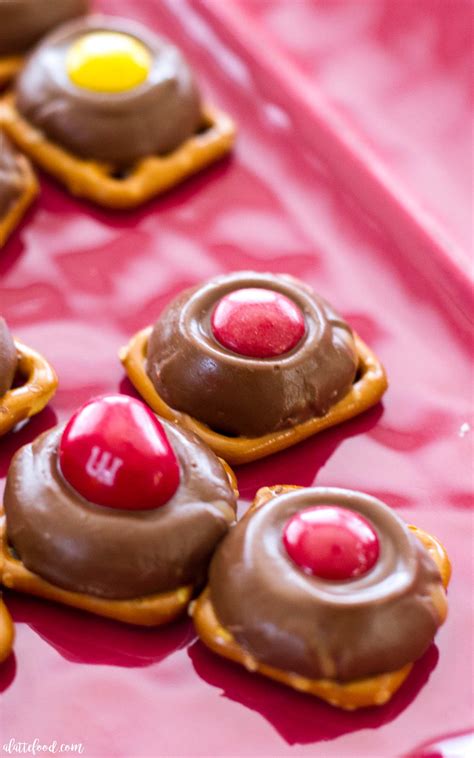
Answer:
[0, 133, 25, 218]
[0, 317, 17, 396]
[0, 0, 89, 56]
[147, 272, 358, 437]
[4, 420, 236, 600]
[208, 488, 446, 682]
[15, 15, 203, 167]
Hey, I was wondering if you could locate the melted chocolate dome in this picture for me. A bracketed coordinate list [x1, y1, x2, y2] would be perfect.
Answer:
[147, 272, 358, 437]
[15, 15, 202, 167]
[209, 488, 446, 681]
[0, 0, 89, 56]
[0, 317, 17, 397]
[4, 420, 236, 599]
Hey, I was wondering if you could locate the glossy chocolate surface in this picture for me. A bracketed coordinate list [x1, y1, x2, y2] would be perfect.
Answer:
[0, 132, 24, 218]
[0, 317, 17, 396]
[209, 488, 446, 681]
[147, 272, 358, 437]
[0, 0, 89, 56]
[4, 420, 236, 599]
[16, 15, 202, 166]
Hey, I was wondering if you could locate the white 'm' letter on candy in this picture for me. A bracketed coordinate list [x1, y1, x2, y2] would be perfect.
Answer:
[85, 446, 123, 486]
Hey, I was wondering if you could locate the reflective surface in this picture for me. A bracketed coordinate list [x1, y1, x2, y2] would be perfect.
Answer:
[233, 0, 473, 256]
[0, 0, 472, 756]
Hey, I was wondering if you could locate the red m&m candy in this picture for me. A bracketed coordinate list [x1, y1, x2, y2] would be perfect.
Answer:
[283, 506, 380, 580]
[59, 394, 180, 510]
[211, 288, 305, 358]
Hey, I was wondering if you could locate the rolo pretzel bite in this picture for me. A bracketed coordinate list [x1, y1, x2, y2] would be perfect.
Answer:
[121, 272, 388, 465]
[120, 328, 387, 465]
[0, 15, 236, 209]
[193, 485, 451, 710]
[1, 395, 238, 625]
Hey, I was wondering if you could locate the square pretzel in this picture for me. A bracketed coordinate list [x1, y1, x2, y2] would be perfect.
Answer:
[0, 148, 38, 247]
[119, 328, 388, 465]
[0, 56, 23, 89]
[0, 93, 236, 209]
[0, 339, 58, 436]
[192, 484, 451, 710]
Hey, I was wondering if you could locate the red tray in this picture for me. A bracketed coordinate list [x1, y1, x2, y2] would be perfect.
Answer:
[228, 0, 473, 258]
[1, 1, 472, 756]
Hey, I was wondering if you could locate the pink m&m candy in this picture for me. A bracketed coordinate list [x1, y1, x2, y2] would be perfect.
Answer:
[211, 288, 305, 358]
[283, 505, 380, 580]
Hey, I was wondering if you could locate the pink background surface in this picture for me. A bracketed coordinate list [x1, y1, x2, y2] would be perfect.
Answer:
[232, 0, 473, 257]
[1, 1, 472, 756]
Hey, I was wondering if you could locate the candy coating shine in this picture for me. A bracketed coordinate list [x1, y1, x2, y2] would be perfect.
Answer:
[283, 505, 380, 580]
[59, 394, 180, 510]
[67, 32, 152, 92]
[211, 288, 306, 358]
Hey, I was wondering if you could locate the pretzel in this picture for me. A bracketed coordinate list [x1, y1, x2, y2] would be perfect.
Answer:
[217, 457, 239, 500]
[0, 518, 193, 626]
[0, 460, 238, 626]
[0, 93, 236, 209]
[0, 338, 58, 436]
[192, 485, 451, 710]
[0, 56, 22, 88]
[0, 150, 38, 247]
[120, 328, 388, 465]
[0, 595, 14, 663]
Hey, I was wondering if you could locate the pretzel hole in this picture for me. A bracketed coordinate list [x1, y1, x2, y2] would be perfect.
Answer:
[11, 364, 28, 390]
[6, 541, 19, 562]
[210, 426, 239, 438]
[108, 166, 132, 180]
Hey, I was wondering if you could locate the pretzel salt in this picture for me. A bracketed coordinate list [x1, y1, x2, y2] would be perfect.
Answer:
[192, 485, 451, 710]
[0, 94, 236, 209]
[0, 339, 58, 436]
[120, 328, 388, 465]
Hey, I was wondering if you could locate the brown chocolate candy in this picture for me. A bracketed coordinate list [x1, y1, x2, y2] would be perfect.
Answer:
[16, 15, 202, 167]
[0, 0, 89, 56]
[0, 317, 17, 396]
[208, 488, 446, 682]
[4, 420, 236, 600]
[147, 272, 358, 437]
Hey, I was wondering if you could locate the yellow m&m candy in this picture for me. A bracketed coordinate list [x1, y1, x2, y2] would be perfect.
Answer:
[67, 32, 152, 93]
